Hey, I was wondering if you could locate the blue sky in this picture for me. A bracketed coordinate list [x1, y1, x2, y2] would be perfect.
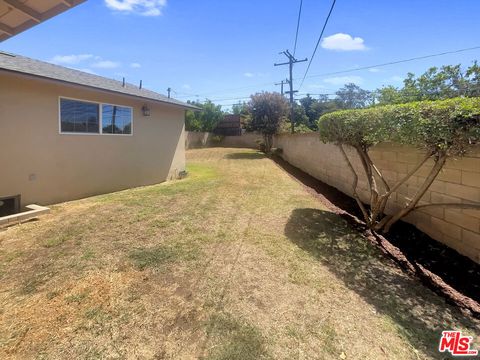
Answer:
[2, 0, 480, 108]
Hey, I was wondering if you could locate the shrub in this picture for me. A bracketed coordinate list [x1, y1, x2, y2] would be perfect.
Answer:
[248, 92, 289, 153]
[318, 97, 480, 232]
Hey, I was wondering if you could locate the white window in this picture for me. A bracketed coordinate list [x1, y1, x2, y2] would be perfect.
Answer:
[60, 98, 99, 133]
[59, 98, 133, 135]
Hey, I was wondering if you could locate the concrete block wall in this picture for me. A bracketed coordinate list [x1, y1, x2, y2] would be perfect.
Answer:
[185, 132, 212, 149]
[185, 131, 262, 149]
[274, 132, 480, 263]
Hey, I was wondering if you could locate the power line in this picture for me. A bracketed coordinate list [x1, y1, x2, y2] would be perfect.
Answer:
[206, 96, 251, 102]
[174, 45, 480, 100]
[173, 81, 276, 98]
[293, 0, 303, 57]
[299, 0, 337, 90]
[304, 45, 480, 79]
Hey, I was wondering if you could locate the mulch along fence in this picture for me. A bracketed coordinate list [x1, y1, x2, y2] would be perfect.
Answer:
[272, 154, 480, 318]
[274, 132, 480, 265]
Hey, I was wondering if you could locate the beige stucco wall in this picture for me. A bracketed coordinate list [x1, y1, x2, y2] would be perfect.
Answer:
[274, 132, 480, 263]
[185, 131, 262, 149]
[0, 71, 186, 207]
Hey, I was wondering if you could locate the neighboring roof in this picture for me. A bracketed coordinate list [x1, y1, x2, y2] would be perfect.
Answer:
[0, 0, 85, 42]
[0, 52, 199, 110]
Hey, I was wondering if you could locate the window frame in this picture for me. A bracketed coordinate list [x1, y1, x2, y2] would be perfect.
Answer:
[58, 96, 134, 136]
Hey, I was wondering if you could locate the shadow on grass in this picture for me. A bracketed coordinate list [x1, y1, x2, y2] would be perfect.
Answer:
[284, 208, 479, 358]
[205, 312, 270, 360]
[224, 152, 265, 160]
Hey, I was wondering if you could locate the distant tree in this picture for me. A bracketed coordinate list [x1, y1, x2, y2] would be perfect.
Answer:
[231, 102, 247, 115]
[335, 83, 373, 109]
[299, 95, 319, 130]
[465, 61, 480, 97]
[185, 100, 224, 132]
[375, 85, 403, 105]
[374, 61, 480, 105]
[399, 72, 421, 102]
[247, 92, 289, 152]
[415, 65, 468, 100]
[297, 94, 338, 131]
[293, 102, 309, 129]
[185, 101, 202, 131]
[231, 101, 252, 130]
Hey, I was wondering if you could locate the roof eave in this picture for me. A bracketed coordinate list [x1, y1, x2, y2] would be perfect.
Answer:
[0, 68, 199, 110]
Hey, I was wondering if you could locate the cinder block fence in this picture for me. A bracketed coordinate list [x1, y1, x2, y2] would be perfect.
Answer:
[274, 132, 480, 263]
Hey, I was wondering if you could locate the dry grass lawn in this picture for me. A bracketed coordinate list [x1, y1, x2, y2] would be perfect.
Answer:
[0, 147, 478, 359]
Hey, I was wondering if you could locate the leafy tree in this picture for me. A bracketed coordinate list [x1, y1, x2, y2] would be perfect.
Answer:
[375, 85, 403, 105]
[335, 83, 373, 109]
[185, 100, 224, 132]
[231, 102, 247, 115]
[374, 61, 480, 105]
[318, 97, 480, 232]
[231, 101, 252, 130]
[298, 95, 317, 129]
[247, 92, 289, 152]
[293, 102, 309, 129]
[466, 60, 480, 97]
[400, 72, 421, 102]
[297, 94, 338, 131]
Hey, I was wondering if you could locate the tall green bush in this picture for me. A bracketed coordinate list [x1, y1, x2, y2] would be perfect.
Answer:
[318, 97, 480, 232]
[248, 92, 289, 153]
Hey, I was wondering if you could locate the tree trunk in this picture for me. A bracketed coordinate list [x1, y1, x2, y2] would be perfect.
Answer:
[338, 144, 371, 226]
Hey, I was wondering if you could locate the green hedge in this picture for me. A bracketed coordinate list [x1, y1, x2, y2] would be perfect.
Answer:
[318, 97, 480, 155]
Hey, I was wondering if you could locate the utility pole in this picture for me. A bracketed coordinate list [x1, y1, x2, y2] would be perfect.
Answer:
[274, 50, 307, 133]
[275, 79, 288, 96]
[167, 87, 171, 98]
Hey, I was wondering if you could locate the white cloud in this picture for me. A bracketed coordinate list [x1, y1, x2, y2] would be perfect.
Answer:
[50, 54, 95, 64]
[390, 75, 403, 82]
[91, 60, 121, 69]
[104, 0, 167, 16]
[321, 33, 367, 51]
[244, 72, 269, 78]
[323, 75, 363, 85]
[307, 84, 327, 89]
[130, 62, 141, 68]
[50, 54, 121, 71]
[368, 68, 381, 73]
[182, 84, 191, 89]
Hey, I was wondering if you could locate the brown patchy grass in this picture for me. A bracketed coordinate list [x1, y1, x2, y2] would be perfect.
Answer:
[0, 147, 478, 359]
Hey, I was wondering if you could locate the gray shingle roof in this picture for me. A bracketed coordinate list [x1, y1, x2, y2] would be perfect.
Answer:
[0, 51, 199, 110]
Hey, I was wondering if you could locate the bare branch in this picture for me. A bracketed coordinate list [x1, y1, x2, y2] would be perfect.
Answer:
[355, 146, 379, 209]
[375, 214, 392, 231]
[382, 153, 447, 232]
[338, 144, 371, 225]
[364, 150, 390, 193]
[384, 152, 432, 198]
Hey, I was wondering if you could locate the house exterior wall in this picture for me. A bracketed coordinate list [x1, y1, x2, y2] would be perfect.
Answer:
[274, 132, 480, 264]
[0, 71, 186, 207]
